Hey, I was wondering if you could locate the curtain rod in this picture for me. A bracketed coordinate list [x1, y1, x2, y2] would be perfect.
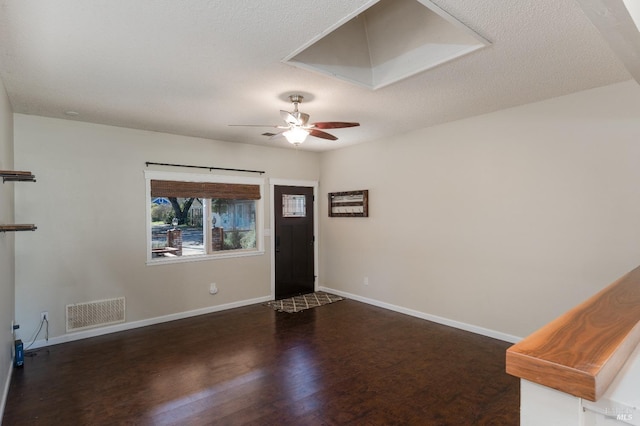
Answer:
[146, 162, 265, 175]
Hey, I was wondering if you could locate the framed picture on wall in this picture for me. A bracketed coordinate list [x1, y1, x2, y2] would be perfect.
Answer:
[328, 190, 368, 217]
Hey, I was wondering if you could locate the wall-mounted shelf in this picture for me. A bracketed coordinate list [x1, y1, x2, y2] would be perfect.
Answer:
[1, 170, 36, 183]
[1, 170, 37, 232]
[0, 224, 37, 232]
[328, 190, 369, 217]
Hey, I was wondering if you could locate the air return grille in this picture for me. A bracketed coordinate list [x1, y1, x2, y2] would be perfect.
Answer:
[66, 297, 126, 332]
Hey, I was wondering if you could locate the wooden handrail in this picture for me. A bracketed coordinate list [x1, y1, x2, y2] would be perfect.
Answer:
[506, 265, 640, 401]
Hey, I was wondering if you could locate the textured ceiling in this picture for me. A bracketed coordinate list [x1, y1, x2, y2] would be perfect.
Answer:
[0, 0, 634, 151]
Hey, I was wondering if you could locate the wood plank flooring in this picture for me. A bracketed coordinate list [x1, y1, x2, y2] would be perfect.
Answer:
[2, 299, 519, 425]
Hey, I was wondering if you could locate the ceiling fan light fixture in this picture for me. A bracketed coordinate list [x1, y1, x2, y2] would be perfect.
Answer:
[283, 127, 309, 145]
[230, 93, 359, 145]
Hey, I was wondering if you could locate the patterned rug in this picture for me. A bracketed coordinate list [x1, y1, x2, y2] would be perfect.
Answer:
[265, 291, 344, 313]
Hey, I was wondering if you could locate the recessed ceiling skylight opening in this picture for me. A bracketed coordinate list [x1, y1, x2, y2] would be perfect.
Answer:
[622, 0, 640, 32]
[283, 0, 491, 90]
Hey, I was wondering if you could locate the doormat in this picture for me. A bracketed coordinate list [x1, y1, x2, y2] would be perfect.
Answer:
[265, 291, 344, 313]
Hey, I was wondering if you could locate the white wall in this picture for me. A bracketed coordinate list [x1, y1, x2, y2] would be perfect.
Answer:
[10, 80, 640, 349]
[319, 80, 640, 340]
[13, 115, 320, 342]
[0, 76, 15, 415]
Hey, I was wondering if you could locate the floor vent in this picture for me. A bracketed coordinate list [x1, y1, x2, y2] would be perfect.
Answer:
[66, 297, 125, 332]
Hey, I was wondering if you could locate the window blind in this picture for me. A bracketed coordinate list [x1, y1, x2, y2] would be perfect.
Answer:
[150, 180, 261, 200]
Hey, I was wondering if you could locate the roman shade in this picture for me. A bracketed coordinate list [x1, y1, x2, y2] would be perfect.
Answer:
[150, 180, 261, 200]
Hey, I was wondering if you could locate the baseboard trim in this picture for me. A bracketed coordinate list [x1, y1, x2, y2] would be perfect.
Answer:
[1, 360, 12, 422]
[27, 295, 272, 350]
[24, 289, 522, 349]
[319, 286, 522, 344]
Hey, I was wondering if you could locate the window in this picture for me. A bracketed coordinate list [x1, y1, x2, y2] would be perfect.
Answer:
[145, 171, 264, 264]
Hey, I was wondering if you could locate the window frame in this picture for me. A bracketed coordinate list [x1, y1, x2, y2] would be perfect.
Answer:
[145, 170, 265, 265]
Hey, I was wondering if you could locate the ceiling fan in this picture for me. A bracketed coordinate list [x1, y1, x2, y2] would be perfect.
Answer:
[230, 94, 360, 145]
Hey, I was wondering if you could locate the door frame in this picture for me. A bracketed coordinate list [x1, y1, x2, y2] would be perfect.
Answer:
[269, 178, 319, 299]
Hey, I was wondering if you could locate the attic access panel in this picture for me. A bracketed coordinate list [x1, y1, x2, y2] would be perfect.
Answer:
[283, 0, 490, 90]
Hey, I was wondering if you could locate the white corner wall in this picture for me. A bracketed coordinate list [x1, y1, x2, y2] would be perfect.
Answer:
[9, 80, 640, 354]
[12, 116, 320, 344]
[0, 76, 15, 416]
[319, 80, 640, 340]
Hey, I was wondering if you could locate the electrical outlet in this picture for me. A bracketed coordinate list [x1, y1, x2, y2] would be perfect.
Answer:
[41, 311, 48, 322]
[364, 277, 369, 286]
[209, 283, 218, 295]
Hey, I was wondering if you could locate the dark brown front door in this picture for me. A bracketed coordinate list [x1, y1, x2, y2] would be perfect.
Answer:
[274, 185, 315, 299]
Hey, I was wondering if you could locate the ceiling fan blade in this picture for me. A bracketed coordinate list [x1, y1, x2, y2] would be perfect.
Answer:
[309, 129, 338, 141]
[311, 122, 360, 129]
[280, 110, 299, 125]
[295, 112, 310, 126]
[268, 132, 284, 140]
[228, 124, 282, 128]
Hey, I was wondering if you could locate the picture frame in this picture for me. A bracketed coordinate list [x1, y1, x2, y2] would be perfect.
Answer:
[328, 190, 368, 217]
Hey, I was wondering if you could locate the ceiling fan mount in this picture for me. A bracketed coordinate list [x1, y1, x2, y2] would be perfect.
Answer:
[230, 94, 360, 145]
[289, 94, 304, 104]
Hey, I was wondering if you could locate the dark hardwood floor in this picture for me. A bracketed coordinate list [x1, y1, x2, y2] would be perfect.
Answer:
[3, 299, 519, 425]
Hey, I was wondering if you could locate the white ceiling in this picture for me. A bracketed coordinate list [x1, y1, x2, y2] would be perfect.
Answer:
[0, 0, 636, 151]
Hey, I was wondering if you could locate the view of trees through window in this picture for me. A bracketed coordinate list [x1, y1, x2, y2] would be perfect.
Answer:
[211, 200, 256, 250]
[151, 197, 256, 258]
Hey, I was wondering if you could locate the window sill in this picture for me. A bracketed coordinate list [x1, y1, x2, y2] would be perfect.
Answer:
[146, 249, 265, 266]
